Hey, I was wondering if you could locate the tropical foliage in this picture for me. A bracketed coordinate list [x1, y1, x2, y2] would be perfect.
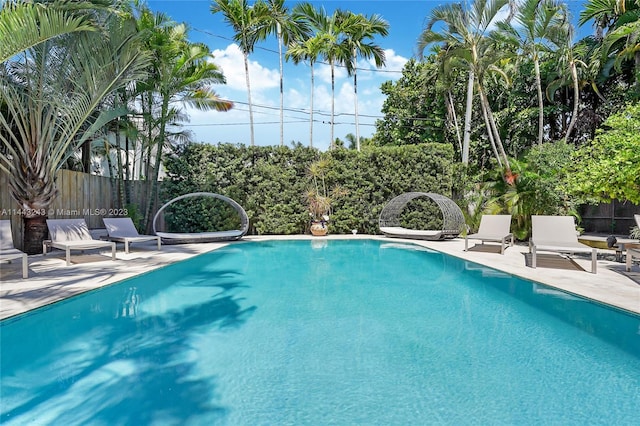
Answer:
[161, 143, 455, 235]
[565, 103, 640, 204]
[0, 0, 151, 252]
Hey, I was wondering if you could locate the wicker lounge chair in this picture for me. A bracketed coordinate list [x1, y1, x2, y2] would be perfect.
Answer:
[0, 220, 28, 278]
[45, 219, 116, 266]
[379, 192, 465, 240]
[103, 217, 161, 254]
[464, 215, 514, 254]
[529, 215, 597, 274]
[153, 192, 249, 244]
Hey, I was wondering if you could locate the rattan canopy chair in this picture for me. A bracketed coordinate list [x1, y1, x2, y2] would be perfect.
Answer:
[153, 192, 249, 244]
[379, 192, 465, 240]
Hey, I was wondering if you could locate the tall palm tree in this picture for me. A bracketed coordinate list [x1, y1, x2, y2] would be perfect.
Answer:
[136, 10, 233, 231]
[496, 0, 567, 145]
[211, 0, 267, 146]
[294, 3, 350, 149]
[547, 21, 588, 141]
[0, 10, 151, 253]
[417, 0, 509, 167]
[337, 10, 389, 151]
[255, 0, 309, 146]
[286, 33, 330, 147]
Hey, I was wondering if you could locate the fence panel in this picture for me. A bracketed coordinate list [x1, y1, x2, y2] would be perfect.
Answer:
[0, 170, 152, 250]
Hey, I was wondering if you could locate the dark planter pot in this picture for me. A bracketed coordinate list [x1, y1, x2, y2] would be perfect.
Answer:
[23, 215, 48, 255]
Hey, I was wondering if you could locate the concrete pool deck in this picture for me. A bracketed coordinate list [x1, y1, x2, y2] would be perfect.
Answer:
[1, 234, 639, 321]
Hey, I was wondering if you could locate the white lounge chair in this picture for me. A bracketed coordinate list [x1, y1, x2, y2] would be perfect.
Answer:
[0, 220, 28, 278]
[464, 214, 514, 254]
[45, 219, 116, 266]
[529, 215, 597, 274]
[626, 215, 640, 271]
[103, 217, 161, 254]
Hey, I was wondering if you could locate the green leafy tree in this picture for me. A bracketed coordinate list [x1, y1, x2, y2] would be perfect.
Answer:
[566, 103, 640, 204]
[373, 58, 450, 147]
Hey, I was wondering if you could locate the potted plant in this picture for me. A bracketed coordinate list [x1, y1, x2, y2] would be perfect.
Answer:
[305, 159, 337, 236]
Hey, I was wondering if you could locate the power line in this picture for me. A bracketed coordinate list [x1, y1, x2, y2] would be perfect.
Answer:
[194, 28, 404, 74]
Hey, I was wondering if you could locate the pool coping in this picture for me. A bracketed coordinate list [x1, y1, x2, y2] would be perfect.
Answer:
[1, 234, 639, 321]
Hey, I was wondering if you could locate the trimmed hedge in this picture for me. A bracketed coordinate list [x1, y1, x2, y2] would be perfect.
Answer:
[161, 143, 455, 235]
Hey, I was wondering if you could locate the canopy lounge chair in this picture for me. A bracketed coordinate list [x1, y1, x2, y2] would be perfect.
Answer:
[529, 215, 597, 274]
[153, 192, 249, 244]
[0, 220, 28, 278]
[464, 214, 514, 254]
[103, 217, 161, 254]
[379, 192, 465, 240]
[45, 219, 116, 266]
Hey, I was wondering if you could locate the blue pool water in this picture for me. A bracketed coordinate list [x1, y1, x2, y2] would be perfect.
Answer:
[1, 239, 639, 425]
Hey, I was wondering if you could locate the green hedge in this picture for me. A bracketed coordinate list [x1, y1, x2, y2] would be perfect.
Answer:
[161, 143, 455, 235]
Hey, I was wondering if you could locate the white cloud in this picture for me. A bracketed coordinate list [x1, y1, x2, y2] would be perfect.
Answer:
[316, 62, 348, 85]
[378, 48, 408, 74]
[211, 44, 279, 92]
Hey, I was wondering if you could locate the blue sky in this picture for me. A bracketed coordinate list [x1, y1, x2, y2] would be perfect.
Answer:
[147, 1, 591, 151]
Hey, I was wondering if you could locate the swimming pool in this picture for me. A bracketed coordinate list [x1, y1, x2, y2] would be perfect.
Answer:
[1, 239, 639, 425]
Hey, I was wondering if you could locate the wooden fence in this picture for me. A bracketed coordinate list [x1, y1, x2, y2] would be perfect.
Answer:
[1, 170, 155, 250]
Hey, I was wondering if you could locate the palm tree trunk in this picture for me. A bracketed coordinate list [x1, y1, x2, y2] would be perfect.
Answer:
[479, 97, 502, 169]
[244, 52, 255, 147]
[462, 70, 475, 164]
[446, 90, 462, 155]
[534, 57, 544, 145]
[480, 88, 511, 173]
[352, 50, 360, 151]
[310, 62, 314, 148]
[564, 61, 579, 141]
[277, 22, 284, 146]
[330, 60, 335, 150]
[143, 97, 169, 233]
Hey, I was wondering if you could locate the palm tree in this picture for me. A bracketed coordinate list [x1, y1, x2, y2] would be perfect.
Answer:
[255, 0, 309, 146]
[496, 0, 567, 145]
[578, 0, 629, 41]
[600, 2, 640, 87]
[547, 21, 588, 141]
[337, 10, 389, 151]
[417, 0, 509, 168]
[286, 33, 329, 147]
[0, 0, 101, 63]
[0, 9, 151, 253]
[136, 10, 233, 231]
[294, 4, 350, 150]
[211, 0, 267, 146]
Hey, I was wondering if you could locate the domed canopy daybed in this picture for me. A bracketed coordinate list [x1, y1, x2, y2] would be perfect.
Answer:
[379, 192, 465, 240]
[153, 192, 249, 244]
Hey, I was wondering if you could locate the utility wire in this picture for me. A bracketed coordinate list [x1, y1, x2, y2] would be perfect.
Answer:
[194, 28, 404, 74]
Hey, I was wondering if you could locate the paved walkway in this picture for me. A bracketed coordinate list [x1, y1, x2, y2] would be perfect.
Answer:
[1, 235, 639, 320]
